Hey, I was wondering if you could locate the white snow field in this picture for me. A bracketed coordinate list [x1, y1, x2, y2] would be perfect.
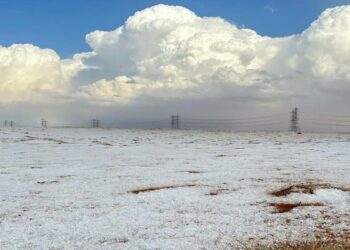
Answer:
[0, 128, 350, 249]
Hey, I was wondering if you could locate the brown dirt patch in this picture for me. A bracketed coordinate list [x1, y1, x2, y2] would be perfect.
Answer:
[216, 154, 227, 157]
[92, 140, 112, 146]
[130, 184, 197, 194]
[37, 180, 59, 185]
[269, 202, 323, 213]
[249, 229, 350, 249]
[259, 242, 350, 250]
[269, 183, 350, 197]
[186, 171, 201, 174]
[207, 188, 229, 196]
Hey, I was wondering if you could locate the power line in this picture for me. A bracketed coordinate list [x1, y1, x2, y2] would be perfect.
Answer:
[184, 113, 286, 122]
[183, 118, 285, 125]
[311, 122, 350, 127]
[301, 112, 350, 119]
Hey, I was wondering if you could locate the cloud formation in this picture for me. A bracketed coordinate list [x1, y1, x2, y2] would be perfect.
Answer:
[0, 4, 350, 127]
[77, 4, 350, 102]
[78, 5, 274, 102]
[0, 44, 83, 103]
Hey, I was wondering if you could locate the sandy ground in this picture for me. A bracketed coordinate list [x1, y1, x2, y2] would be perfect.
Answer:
[0, 128, 350, 249]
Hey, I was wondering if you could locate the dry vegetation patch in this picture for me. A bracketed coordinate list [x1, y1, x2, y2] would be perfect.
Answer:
[270, 230, 350, 249]
[258, 241, 350, 250]
[246, 229, 350, 249]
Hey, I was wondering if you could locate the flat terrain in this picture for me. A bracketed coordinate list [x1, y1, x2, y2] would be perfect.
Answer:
[0, 128, 350, 249]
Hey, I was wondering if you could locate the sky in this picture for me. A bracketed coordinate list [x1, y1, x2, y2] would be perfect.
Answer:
[1, 1, 350, 130]
[1, 0, 350, 58]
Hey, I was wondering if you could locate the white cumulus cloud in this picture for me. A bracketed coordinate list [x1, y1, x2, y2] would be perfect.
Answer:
[76, 4, 350, 104]
[0, 44, 83, 103]
[0, 4, 350, 127]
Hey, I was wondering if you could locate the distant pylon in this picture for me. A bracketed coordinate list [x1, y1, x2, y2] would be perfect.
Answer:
[92, 119, 100, 128]
[4, 120, 8, 127]
[41, 119, 47, 128]
[171, 115, 180, 129]
[290, 108, 301, 133]
[9, 121, 14, 127]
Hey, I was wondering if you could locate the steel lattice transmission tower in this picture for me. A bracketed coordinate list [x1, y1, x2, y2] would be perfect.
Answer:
[92, 119, 100, 128]
[4, 120, 14, 127]
[41, 119, 47, 128]
[290, 108, 301, 133]
[171, 115, 180, 129]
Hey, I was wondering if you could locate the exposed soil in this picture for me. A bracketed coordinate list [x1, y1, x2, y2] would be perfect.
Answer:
[130, 184, 197, 194]
[258, 242, 350, 250]
[207, 188, 229, 196]
[216, 154, 227, 157]
[37, 180, 59, 185]
[269, 183, 350, 197]
[269, 202, 323, 213]
[187, 171, 201, 174]
[247, 229, 350, 249]
[92, 140, 112, 146]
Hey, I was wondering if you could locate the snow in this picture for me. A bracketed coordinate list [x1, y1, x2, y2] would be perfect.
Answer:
[314, 189, 350, 211]
[0, 128, 350, 249]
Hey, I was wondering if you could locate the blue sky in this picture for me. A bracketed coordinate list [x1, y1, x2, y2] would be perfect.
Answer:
[0, 0, 350, 58]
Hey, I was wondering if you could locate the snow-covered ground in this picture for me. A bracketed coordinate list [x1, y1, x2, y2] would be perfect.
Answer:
[0, 128, 350, 249]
